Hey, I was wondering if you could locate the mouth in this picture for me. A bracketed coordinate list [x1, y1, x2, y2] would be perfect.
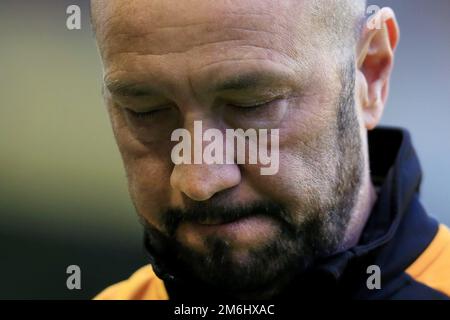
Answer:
[177, 214, 278, 242]
[196, 214, 247, 225]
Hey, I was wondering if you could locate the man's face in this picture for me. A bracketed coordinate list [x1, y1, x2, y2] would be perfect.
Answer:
[94, 0, 365, 295]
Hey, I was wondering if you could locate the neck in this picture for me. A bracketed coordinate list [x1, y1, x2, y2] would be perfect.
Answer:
[340, 167, 377, 251]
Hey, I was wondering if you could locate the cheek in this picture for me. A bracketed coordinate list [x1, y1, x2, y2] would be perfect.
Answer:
[246, 96, 340, 220]
[125, 156, 174, 227]
[109, 107, 175, 227]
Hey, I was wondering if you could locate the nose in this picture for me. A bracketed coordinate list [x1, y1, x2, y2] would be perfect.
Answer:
[170, 163, 241, 201]
[169, 118, 241, 201]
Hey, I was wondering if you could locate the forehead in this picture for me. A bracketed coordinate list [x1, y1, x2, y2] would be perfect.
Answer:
[93, 0, 330, 90]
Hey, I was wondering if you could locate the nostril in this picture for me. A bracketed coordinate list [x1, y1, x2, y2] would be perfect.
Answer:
[184, 185, 214, 202]
[170, 163, 241, 202]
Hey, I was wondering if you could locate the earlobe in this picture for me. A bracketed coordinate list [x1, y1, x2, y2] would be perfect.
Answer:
[356, 7, 399, 130]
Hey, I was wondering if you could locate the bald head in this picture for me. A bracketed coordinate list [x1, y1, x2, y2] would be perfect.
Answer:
[310, 0, 367, 48]
[91, 0, 367, 61]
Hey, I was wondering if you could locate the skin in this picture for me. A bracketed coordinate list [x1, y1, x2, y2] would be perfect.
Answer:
[91, 0, 399, 298]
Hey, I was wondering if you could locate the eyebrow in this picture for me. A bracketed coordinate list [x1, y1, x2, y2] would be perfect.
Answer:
[104, 80, 158, 97]
[212, 71, 295, 93]
[105, 70, 295, 97]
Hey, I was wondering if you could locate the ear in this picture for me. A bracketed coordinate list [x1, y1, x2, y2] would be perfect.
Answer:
[356, 7, 399, 130]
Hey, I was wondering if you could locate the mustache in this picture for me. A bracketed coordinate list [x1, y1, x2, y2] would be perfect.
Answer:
[161, 200, 292, 237]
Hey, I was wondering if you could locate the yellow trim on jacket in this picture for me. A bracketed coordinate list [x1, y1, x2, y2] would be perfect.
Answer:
[406, 224, 450, 298]
[94, 264, 168, 300]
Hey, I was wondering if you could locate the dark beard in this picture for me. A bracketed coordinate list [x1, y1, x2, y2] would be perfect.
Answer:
[140, 59, 363, 298]
[142, 201, 329, 296]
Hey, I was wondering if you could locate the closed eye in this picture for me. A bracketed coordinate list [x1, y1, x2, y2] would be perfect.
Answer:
[228, 97, 282, 110]
[229, 101, 270, 109]
[229, 100, 274, 109]
[125, 107, 168, 119]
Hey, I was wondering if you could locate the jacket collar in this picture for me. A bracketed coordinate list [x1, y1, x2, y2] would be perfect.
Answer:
[310, 127, 439, 300]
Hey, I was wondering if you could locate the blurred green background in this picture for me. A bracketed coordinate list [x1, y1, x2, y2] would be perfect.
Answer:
[0, 0, 449, 299]
[0, 0, 146, 299]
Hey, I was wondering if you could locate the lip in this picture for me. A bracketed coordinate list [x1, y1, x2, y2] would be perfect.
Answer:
[196, 215, 244, 225]
[178, 214, 276, 240]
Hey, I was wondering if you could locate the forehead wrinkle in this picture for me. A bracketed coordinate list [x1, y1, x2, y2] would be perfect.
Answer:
[97, 0, 295, 32]
[95, 0, 324, 96]
[102, 22, 300, 59]
[96, 1, 311, 62]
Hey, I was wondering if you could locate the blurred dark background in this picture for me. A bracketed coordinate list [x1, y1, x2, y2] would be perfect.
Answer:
[0, 0, 449, 299]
